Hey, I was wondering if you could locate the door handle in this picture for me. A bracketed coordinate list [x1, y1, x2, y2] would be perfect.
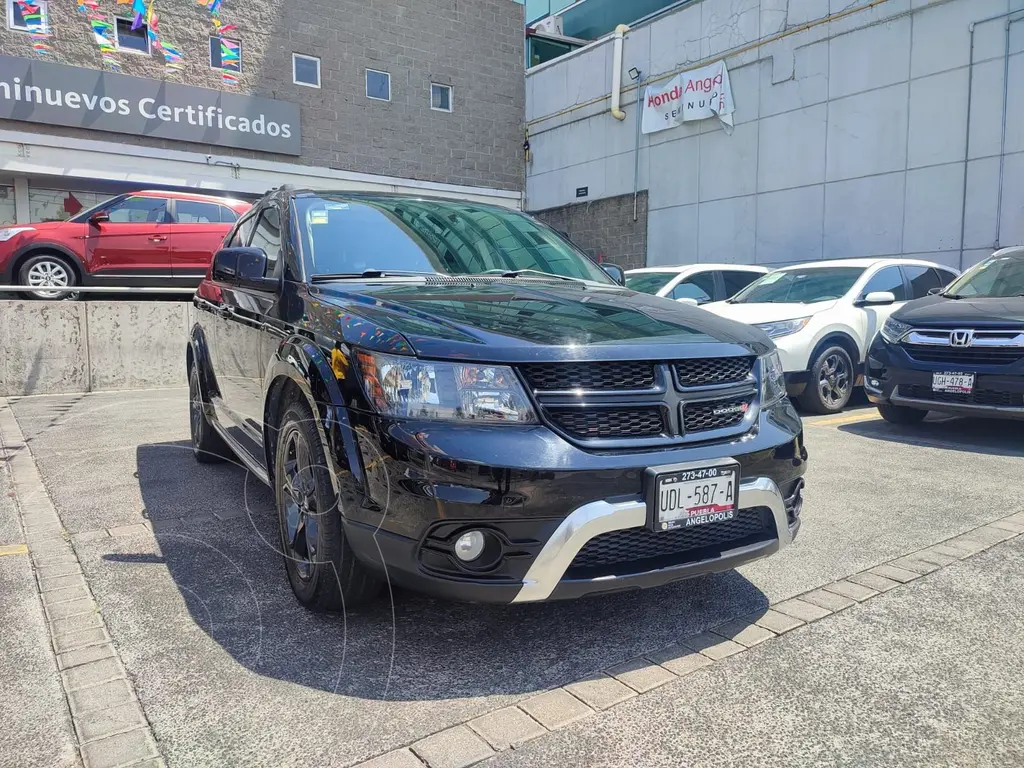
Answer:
[149, 235, 167, 243]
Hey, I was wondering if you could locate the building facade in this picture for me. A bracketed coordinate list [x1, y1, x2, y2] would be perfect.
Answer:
[525, 0, 1024, 272]
[0, 0, 525, 225]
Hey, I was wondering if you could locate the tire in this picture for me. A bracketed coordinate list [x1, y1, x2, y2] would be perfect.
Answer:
[798, 344, 855, 414]
[17, 253, 79, 301]
[274, 398, 381, 612]
[877, 402, 928, 424]
[189, 364, 231, 463]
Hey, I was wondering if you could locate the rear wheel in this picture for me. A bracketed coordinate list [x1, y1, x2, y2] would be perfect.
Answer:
[275, 399, 381, 612]
[189, 365, 231, 463]
[877, 402, 928, 424]
[18, 253, 79, 300]
[799, 345, 854, 414]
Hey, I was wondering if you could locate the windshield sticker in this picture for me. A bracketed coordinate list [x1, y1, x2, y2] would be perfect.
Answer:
[309, 210, 329, 225]
[325, 202, 350, 210]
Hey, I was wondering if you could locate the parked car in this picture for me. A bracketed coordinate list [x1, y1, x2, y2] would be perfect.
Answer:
[187, 189, 807, 610]
[625, 264, 768, 304]
[866, 246, 1024, 423]
[0, 190, 251, 299]
[703, 258, 960, 414]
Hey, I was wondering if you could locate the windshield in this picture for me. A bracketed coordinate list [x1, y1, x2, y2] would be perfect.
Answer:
[730, 267, 866, 304]
[294, 195, 614, 284]
[943, 253, 1024, 298]
[625, 272, 677, 294]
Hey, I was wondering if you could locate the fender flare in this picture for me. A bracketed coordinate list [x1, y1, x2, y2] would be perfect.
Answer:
[262, 337, 363, 495]
[808, 330, 862, 370]
[6, 242, 89, 283]
[186, 321, 219, 403]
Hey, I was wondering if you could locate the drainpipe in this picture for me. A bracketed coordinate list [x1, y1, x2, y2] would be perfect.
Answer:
[995, 13, 1024, 248]
[610, 24, 630, 121]
[959, 8, 1024, 269]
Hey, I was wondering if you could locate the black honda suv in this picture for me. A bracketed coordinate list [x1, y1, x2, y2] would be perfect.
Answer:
[187, 188, 807, 610]
[867, 246, 1024, 423]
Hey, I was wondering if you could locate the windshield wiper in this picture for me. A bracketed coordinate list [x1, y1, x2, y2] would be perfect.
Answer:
[478, 268, 586, 283]
[310, 269, 435, 282]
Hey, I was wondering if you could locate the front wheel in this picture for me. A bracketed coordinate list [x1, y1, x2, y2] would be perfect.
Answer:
[877, 403, 928, 424]
[189, 365, 231, 463]
[799, 345, 854, 414]
[275, 399, 381, 612]
[18, 253, 79, 300]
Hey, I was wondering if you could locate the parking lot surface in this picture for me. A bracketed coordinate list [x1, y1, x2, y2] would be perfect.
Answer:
[1, 388, 1023, 767]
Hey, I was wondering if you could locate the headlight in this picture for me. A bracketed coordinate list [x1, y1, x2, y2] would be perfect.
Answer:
[755, 317, 810, 339]
[880, 316, 912, 344]
[356, 350, 538, 423]
[761, 350, 787, 406]
[0, 227, 34, 242]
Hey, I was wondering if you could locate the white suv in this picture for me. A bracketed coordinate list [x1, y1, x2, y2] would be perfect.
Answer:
[704, 258, 960, 413]
[625, 264, 768, 304]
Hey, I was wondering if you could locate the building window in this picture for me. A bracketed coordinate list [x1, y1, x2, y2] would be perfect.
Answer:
[7, 0, 48, 32]
[209, 36, 242, 72]
[114, 17, 150, 54]
[365, 69, 390, 101]
[292, 53, 321, 88]
[430, 83, 453, 112]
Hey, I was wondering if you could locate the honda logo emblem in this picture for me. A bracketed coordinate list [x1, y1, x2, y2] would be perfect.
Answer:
[950, 329, 974, 347]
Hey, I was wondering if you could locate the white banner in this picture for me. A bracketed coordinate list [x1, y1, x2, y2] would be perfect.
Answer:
[641, 60, 735, 135]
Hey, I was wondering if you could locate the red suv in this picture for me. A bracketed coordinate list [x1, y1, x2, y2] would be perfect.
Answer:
[0, 190, 252, 299]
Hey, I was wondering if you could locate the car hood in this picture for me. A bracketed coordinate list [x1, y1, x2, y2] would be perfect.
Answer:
[307, 279, 774, 363]
[16, 220, 77, 232]
[894, 294, 1024, 327]
[703, 300, 836, 324]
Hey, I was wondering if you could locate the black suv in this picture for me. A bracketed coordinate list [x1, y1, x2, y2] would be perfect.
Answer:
[867, 246, 1024, 422]
[187, 188, 807, 609]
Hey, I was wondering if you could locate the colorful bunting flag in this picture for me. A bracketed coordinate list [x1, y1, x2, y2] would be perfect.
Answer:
[16, 1, 51, 57]
[88, 15, 119, 70]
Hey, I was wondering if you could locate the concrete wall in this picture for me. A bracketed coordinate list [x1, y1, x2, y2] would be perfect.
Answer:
[534, 192, 649, 269]
[525, 0, 1024, 270]
[0, 301, 190, 397]
[0, 0, 525, 192]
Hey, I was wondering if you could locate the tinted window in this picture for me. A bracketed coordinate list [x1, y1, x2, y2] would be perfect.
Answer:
[249, 207, 282, 277]
[227, 213, 258, 248]
[671, 274, 715, 303]
[294, 196, 613, 284]
[219, 206, 239, 223]
[722, 270, 761, 297]
[176, 201, 223, 224]
[944, 253, 1024, 298]
[114, 17, 149, 53]
[935, 268, 958, 288]
[105, 196, 168, 224]
[861, 266, 907, 301]
[625, 272, 677, 295]
[732, 267, 865, 304]
[903, 265, 942, 299]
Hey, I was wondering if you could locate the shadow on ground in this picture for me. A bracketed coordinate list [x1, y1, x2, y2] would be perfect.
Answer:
[839, 416, 1024, 458]
[114, 439, 771, 702]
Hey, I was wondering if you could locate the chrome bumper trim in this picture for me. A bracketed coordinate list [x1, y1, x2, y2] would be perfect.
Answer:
[512, 476, 791, 603]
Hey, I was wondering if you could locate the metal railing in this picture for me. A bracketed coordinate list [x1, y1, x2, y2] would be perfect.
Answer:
[0, 285, 195, 294]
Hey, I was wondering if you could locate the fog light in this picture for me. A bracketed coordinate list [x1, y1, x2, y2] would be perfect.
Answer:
[869, 378, 880, 387]
[454, 530, 486, 562]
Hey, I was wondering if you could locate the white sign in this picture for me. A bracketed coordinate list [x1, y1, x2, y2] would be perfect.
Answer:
[641, 60, 735, 135]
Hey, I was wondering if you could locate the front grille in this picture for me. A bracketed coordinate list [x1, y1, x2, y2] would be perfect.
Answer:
[549, 408, 665, 439]
[902, 344, 1024, 366]
[683, 398, 751, 433]
[520, 362, 655, 392]
[901, 384, 1023, 407]
[567, 508, 771, 575]
[674, 357, 755, 387]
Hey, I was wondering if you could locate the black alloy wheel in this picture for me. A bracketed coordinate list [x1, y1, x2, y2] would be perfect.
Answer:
[189, 365, 230, 463]
[800, 345, 854, 414]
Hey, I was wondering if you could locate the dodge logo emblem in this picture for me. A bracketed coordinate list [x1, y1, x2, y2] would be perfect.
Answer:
[950, 329, 974, 347]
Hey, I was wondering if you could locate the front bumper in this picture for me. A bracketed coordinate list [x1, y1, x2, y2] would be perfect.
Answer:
[338, 400, 807, 603]
[866, 336, 1024, 419]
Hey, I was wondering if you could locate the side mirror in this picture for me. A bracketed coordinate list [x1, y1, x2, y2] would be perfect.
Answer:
[89, 211, 109, 225]
[859, 290, 896, 306]
[601, 263, 625, 285]
[675, 297, 700, 306]
[212, 247, 278, 291]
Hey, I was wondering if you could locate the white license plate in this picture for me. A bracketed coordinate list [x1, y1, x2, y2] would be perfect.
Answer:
[654, 465, 738, 531]
[932, 372, 974, 393]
